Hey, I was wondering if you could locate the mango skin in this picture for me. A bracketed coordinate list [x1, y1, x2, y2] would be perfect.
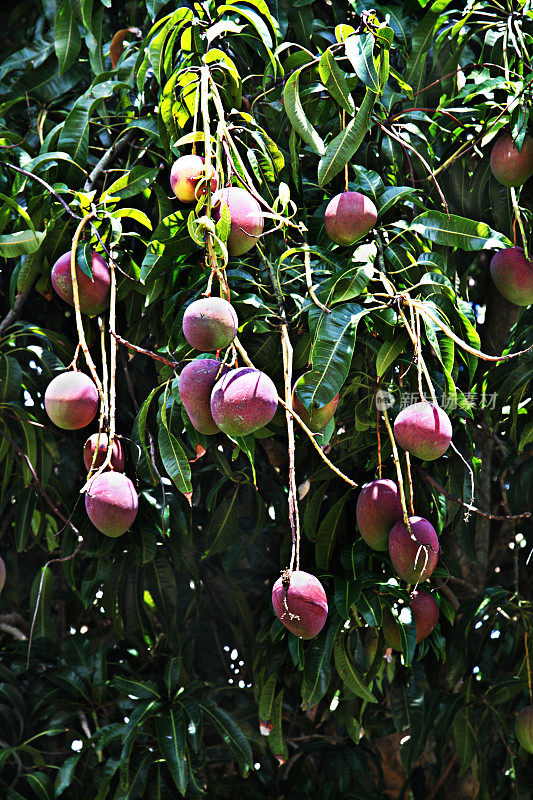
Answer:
[212, 187, 263, 255]
[170, 154, 218, 203]
[51, 251, 110, 317]
[382, 590, 439, 650]
[179, 359, 230, 434]
[394, 401, 452, 461]
[272, 570, 328, 639]
[324, 191, 378, 246]
[0, 556, 5, 594]
[490, 247, 533, 306]
[356, 479, 403, 551]
[389, 516, 439, 584]
[182, 297, 238, 351]
[85, 472, 138, 537]
[515, 705, 533, 753]
[490, 134, 533, 187]
[84, 433, 124, 472]
[210, 367, 278, 437]
[45, 372, 99, 430]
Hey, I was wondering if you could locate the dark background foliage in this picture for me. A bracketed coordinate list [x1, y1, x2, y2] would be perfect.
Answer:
[0, 0, 532, 798]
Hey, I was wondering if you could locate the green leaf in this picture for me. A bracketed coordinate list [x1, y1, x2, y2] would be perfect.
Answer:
[158, 424, 192, 498]
[76, 240, 92, 278]
[266, 690, 287, 764]
[334, 634, 377, 703]
[55, 754, 81, 796]
[195, 699, 253, 775]
[283, 67, 325, 155]
[318, 88, 376, 186]
[132, 385, 164, 485]
[334, 577, 361, 619]
[54, 0, 82, 75]
[258, 671, 277, 732]
[15, 487, 36, 552]
[410, 212, 511, 251]
[112, 676, 161, 700]
[300, 303, 370, 409]
[0, 230, 45, 257]
[376, 332, 408, 378]
[301, 617, 341, 710]
[204, 488, 239, 557]
[345, 34, 380, 93]
[319, 48, 355, 114]
[155, 710, 188, 796]
[377, 186, 418, 217]
[0, 354, 22, 403]
[29, 567, 55, 640]
[315, 493, 350, 570]
[102, 167, 159, 201]
[453, 706, 477, 773]
[23, 771, 53, 800]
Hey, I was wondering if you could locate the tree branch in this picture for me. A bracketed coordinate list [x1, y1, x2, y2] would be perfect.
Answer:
[84, 130, 136, 192]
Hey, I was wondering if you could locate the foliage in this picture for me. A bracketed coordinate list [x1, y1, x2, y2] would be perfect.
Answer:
[0, 0, 532, 798]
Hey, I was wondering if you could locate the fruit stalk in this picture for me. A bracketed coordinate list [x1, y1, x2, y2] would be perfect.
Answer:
[69, 214, 105, 401]
[510, 186, 529, 260]
[304, 242, 330, 313]
[200, 65, 213, 219]
[380, 399, 412, 537]
[282, 324, 301, 571]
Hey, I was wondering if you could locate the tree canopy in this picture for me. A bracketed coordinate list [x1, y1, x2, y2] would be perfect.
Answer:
[0, 0, 532, 798]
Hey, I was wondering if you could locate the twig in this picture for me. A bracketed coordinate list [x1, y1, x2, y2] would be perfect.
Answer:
[111, 331, 178, 367]
[411, 299, 533, 362]
[0, 283, 36, 336]
[510, 186, 529, 260]
[415, 466, 531, 520]
[26, 539, 83, 668]
[434, 577, 460, 611]
[0, 623, 26, 641]
[0, 428, 80, 534]
[377, 122, 449, 216]
[84, 130, 136, 192]
[304, 242, 330, 314]
[0, 161, 82, 220]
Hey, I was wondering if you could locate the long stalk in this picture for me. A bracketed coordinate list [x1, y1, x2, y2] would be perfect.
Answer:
[69, 215, 105, 402]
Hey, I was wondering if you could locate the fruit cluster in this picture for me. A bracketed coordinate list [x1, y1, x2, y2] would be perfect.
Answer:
[489, 134, 533, 306]
[39, 141, 531, 657]
[44, 253, 138, 539]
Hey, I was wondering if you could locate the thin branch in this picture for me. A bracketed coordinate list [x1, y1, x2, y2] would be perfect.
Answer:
[0, 283, 36, 336]
[26, 539, 83, 669]
[411, 299, 533, 361]
[377, 122, 449, 215]
[304, 242, 330, 314]
[111, 331, 178, 367]
[84, 129, 136, 192]
[0, 428, 80, 534]
[415, 466, 531, 520]
[0, 161, 82, 219]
